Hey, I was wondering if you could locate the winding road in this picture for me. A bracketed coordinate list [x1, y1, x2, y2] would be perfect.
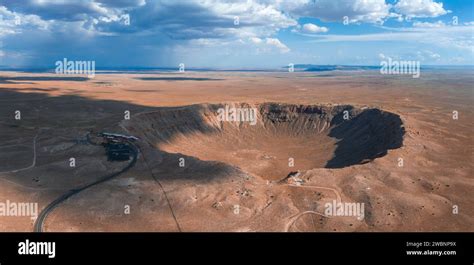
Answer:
[34, 137, 138, 232]
[283, 183, 342, 232]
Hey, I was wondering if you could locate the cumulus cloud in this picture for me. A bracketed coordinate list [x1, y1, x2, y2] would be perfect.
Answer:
[0, 5, 50, 36]
[289, 0, 392, 24]
[265, 38, 290, 53]
[275, 0, 448, 24]
[124, 1, 296, 40]
[249, 36, 290, 53]
[1, 0, 115, 21]
[394, 0, 449, 18]
[301, 23, 328, 33]
[250, 37, 263, 44]
[1, 0, 297, 39]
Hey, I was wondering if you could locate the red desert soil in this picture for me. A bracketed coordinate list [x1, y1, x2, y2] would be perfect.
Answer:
[0, 71, 472, 232]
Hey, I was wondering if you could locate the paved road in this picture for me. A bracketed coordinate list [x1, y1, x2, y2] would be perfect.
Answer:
[34, 140, 138, 232]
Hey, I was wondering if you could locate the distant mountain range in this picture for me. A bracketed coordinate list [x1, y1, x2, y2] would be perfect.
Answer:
[287, 64, 380, 72]
[286, 64, 474, 72]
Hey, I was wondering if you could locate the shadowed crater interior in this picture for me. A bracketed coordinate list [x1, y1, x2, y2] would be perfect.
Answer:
[124, 103, 405, 180]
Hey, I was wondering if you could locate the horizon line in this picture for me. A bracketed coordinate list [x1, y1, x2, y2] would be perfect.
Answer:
[0, 64, 473, 72]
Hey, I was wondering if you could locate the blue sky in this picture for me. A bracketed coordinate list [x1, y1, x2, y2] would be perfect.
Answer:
[0, 0, 473, 68]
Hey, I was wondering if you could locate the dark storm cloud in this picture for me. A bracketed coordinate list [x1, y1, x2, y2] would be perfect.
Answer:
[95, 0, 145, 8]
[1, 1, 291, 38]
[0, 0, 296, 67]
[1, 0, 111, 21]
[1, 0, 241, 38]
[123, 2, 236, 38]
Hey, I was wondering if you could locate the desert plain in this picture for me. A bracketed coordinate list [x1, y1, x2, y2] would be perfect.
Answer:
[0, 69, 472, 232]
